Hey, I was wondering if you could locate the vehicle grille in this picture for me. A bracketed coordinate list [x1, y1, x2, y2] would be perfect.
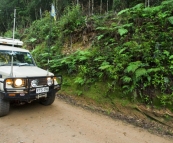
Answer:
[29, 78, 47, 87]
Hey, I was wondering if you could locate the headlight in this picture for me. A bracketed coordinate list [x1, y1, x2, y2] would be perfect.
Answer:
[6, 79, 13, 85]
[31, 79, 38, 87]
[5, 78, 26, 88]
[47, 77, 53, 86]
[14, 79, 25, 87]
[54, 76, 62, 85]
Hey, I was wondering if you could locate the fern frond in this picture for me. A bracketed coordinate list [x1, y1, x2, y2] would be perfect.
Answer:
[117, 8, 130, 16]
[121, 23, 133, 28]
[99, 65, 111, 70]
[94, 56, 105, 62]
[162, 0, 173, 5]
[74, 77, 85, 85]
[135, 68, 147, 79]
[121, 76, 132, 83]
[79, 56, 88, 61]
[119, 47, 127, 54]
[123, 41, 138, 48]
[168, 16, 173, 25]
[131, 3, 144, 10]
[99, 61, 111, 70]
[125, 61, 142, 73]
[147, 68, 160, 73]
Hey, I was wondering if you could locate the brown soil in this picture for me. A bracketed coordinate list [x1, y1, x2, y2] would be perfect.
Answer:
[57, 93, 173, 138]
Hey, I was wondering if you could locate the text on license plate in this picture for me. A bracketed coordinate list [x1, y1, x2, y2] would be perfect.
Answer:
[36, 87, 49, 93]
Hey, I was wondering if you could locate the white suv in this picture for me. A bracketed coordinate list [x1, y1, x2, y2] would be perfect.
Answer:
[0, 37, 62, 117]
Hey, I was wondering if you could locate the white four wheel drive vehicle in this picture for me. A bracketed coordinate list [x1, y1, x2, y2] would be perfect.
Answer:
[0, 37, 62, 117]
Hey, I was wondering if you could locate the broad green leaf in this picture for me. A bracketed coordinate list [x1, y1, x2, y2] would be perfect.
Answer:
[29, 38, 37, 42]
[118, 28, 128, 36]
[169, 55, 173, 59]
[163, 50, 169, 56]
[97, 34, 104, 40]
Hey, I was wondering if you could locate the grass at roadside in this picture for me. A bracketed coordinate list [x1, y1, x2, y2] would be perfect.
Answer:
[59, 75, 135, 110]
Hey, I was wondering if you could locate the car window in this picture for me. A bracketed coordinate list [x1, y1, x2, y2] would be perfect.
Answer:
[0, 50, 35, 66]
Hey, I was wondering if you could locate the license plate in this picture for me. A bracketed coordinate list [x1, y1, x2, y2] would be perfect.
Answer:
[36, 87, 49, 93]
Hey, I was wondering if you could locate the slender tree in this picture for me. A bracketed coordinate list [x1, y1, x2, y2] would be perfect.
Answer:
[145, 0, 150, 7]
[89, 0, 91, 16]
[77, 0, 79, 5]
[100, 0, 102, 14]
[107, 0, 108, 13]
[91, 0, 94, 15]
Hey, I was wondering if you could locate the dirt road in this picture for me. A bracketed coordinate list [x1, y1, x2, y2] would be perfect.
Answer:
[0, 97, 172, 143]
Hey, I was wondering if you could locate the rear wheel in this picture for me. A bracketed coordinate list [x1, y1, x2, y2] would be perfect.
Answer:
[39, 91, 56, 106]
[0, 93, 10, 117]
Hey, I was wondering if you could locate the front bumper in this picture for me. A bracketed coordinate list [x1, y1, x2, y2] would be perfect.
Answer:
[1, 76, 62, 101]
[2, 86, 60, 101]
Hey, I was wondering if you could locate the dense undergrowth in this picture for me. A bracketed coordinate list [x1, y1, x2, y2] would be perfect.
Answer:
[20, 0, 173, 111]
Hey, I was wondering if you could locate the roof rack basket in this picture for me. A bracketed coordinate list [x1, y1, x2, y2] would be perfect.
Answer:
[0, 37, 23, 47]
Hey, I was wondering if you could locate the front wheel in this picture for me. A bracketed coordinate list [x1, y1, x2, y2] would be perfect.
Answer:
[0, 93, 10, 117]
[39, 91, 56, 106]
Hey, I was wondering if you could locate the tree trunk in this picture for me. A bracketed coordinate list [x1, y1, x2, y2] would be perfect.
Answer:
[145, 0, 150, 7]
[100, 0, 102, 14]
[89, 0, 90, 16]
[40, 8, 42, 19]
[77, 0, 79, 5]
[107, 0, 108, 13]
[92, 0, 94, 15]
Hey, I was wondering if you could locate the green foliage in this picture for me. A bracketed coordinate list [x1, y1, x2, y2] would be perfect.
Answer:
[69, 0, 173, 107]
[158, 94, 173, 107]
[168, 16, 173, 25]
[74, 77, 85, 86]
[118, 28, 128, 36]
[20, 0, 173, 109]
[58, 4, 85, 34]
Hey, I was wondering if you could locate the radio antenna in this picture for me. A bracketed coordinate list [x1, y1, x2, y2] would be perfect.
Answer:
[10, 8, 16, 77]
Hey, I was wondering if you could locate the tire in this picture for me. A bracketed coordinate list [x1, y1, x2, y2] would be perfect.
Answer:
[39, 91, 56, 106]
[0, 93, 10, 117]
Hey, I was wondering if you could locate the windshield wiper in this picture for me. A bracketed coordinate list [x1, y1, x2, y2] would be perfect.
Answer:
[0, 63, 11, 66]
[17, 63, 29, 66]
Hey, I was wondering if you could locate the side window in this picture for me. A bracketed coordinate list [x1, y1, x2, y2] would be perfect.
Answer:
[0, 52, 9, 65]
[24, 53, 33, 64]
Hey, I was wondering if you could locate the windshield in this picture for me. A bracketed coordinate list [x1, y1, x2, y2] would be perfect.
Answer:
[0, 50, 35, 66]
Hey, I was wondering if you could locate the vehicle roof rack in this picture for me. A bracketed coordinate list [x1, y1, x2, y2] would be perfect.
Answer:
[0, 37, 23, 47]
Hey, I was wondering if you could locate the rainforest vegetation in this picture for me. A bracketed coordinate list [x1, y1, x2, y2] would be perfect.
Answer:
[1, 0, 173, 111]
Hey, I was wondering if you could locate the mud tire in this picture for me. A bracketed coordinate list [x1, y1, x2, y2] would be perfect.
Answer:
[40, 91, 56, 106]
[0, 93, 10, 117]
